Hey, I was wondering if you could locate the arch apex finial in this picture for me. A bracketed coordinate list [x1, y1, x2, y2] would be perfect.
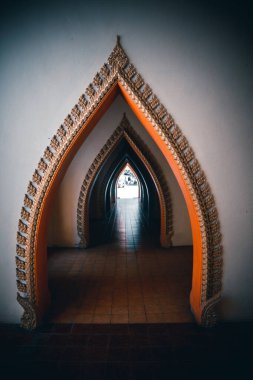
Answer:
[116, 35, 121, 45]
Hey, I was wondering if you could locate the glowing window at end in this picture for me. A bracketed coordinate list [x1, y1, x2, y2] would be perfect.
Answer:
[116, 164, 139, 199]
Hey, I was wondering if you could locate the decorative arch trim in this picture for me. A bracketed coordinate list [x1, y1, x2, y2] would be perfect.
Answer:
[77, 114, 173, 248]
[16, 37, 222, 328]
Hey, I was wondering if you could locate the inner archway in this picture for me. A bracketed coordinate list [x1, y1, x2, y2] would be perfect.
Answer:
[16, 38, 222, 329]
[77, 115, 173, 249]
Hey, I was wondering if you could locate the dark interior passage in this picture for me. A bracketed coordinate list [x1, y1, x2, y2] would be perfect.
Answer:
[46, 199, 193, 324]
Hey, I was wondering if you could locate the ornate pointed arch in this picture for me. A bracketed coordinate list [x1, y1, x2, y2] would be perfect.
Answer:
[77, 114, 173, 248]
[16, 37, 222, 329]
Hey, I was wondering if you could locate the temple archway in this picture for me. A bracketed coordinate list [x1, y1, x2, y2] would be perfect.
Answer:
[16, 38, 222, 328]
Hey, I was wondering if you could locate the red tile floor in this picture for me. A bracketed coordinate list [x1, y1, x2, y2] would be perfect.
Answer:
[46, 199, 193, 324]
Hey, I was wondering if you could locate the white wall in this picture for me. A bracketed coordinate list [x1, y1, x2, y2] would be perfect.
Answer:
[1, 0, 253, 322]
[47, 96, 192, 247]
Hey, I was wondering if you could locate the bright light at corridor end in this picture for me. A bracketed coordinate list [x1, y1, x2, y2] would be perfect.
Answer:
[117, 164, 139, 199]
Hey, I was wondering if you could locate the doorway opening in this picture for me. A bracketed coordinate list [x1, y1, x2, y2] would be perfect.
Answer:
[45, 111, 193, 324]
[116, 163, 140, 199]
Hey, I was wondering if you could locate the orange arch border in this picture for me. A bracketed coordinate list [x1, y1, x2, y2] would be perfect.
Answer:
[76, 114, 173, 249]
[16, 39, 222, 329]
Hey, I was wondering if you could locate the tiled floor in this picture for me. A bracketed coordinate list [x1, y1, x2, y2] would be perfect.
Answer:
[2, 200, 252, 379]
[46, 199, 193, 324]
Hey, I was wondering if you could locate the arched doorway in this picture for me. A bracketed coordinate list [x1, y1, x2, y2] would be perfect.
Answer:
[16, 38, 222, 329]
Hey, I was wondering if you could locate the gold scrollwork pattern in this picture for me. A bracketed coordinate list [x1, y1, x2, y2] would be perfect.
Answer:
[16, 37, 222, 328]
[77, 114, 173, 248]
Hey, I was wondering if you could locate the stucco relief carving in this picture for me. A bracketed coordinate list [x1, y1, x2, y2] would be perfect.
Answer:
[77, 114, 173, 248]
[16, 37, 222, 328]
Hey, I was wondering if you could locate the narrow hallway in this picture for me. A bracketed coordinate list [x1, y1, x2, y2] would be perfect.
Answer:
[47, 199, 193, 324]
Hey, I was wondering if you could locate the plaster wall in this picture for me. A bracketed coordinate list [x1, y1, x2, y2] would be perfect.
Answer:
[47, 96, 192, 247]
[0, 0, 253, 322]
